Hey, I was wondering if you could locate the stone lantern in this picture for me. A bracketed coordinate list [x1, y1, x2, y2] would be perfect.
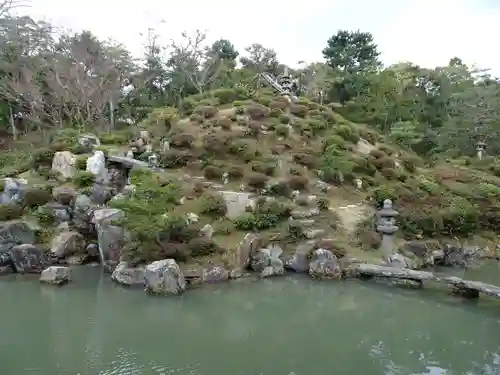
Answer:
[377, 199, 399, 258]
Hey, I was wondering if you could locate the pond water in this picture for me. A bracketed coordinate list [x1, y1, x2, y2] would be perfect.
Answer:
[1, 265, 500, 375]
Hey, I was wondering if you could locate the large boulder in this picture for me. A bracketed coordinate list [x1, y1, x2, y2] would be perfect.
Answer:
[399, 240, 440, 268]
[309, 249, 342, 280]
[50, 231, 85, 258]
[284, 245, 310, 273]
[144, 259, 185, 295]
[0, 221, 37, 271]
[91, 208, 124, 267]
[233, 233, 261, 272]
[51, 151, 77, 179]
[9, 244, 48, 273]
[219, 191, 255, 218]
[40, 266, 70, 285]
[0, 220, 35, 245]
[203, 265, 229, 283]
[0, 178, 26, 205]
[72, 194, 94, 233]
[111, 261, 145, 287]
[250, 244, 284, 277]
[86, 150, 107, 182]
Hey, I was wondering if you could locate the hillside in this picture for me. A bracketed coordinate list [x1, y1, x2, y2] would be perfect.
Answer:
[1, 88, 500, 277]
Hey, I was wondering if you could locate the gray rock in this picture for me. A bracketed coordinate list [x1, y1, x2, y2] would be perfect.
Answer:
[387, 252, 417, 269]
[234, 233, 261, 271]
[285, 246, 310, 273]
[9, 244, 47, 273]
[55, 222, 70, 234]
[106, 156, 149, 169]
[305, 229, 324, 239]
[1, 178, 26, 204]
[111, 261, 145, 286]
[41, 202, 71, 223]
[91, 208, 124, 264]
[72, 194, 94, 233]
[0, 265, 14, 275]
[85, 243, 99, 257]
[0, 220, 35, 246]
[442, 244, 466, 267]
[50, 231, 85, 258]
[52, 186, 77, 205]
[90, 183, 114, 205]
[65, 254, 87, 265]
[78, 134, 100, 152]
[106, 167, 128, 191]
[40, 266, 70, 285]
[309, 249, 342, 280]
[203, 265, 229, 283]
[144, 259, 185, 295]
[183, 267, 203, 287]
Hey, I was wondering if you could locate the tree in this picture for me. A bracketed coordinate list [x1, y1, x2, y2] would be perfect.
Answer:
[209, 39, 238, 63]
[322, 30, 380, 74]
[167, 30, 226, 96]
[240, 43, 280, 75]
[440, 79, 500, 156]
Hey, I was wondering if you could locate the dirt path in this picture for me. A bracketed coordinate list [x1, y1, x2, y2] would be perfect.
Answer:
[333, 202, 373, 232]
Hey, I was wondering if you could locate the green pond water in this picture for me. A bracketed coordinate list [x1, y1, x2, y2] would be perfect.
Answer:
[1, 263, 500, 375]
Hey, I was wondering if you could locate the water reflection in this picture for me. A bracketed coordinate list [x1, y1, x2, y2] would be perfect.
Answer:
[1, 268, 500, 375]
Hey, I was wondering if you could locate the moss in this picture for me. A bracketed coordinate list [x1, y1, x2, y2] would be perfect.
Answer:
[72, 171, 95, 188]
[0, 204, 24, 221]
[22, 187, 52, 208]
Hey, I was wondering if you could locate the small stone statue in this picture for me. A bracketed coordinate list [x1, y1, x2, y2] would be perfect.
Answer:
[355, 178, 363, 190]
[161, 140, 170, 152]
[126, 150, 134, 159]
[222, 172, 229, 185]
[148, 153, 159, 168]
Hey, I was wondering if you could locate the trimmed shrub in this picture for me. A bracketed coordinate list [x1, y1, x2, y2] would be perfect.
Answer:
[195, 105, 218, 118]
[203, 165, 224, 180]
[246, 104, 270, 120]
[170, 133, 195, 148]
[22, 187, 52, 208]
[247, 172, 269, 190]
[199, 193, 227, 217]
[287, 175, 309, 191]
[289, 104, 308, 118]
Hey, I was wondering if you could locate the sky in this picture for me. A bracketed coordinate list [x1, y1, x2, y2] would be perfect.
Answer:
[16, 0, 500, 75]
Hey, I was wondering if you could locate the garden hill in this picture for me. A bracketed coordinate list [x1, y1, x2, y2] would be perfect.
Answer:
[1, 87, 500, 270]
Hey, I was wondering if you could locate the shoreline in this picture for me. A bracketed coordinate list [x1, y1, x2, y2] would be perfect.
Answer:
[6, 254, 498, 302]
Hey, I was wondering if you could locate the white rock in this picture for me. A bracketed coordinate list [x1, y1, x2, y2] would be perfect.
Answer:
[86, 151, 107, 180]
[200, 224, 214, 239]
[186, 212, 199, 224]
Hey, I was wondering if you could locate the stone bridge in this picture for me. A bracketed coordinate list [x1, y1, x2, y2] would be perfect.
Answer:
[355, 264, 500, 299]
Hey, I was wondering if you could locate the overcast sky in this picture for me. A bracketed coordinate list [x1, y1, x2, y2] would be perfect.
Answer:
[17, 0, 500, 75]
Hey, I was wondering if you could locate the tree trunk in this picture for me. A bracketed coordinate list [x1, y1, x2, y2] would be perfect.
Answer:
[8, 104, 17, 141]
[109, 99, 114, 132]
